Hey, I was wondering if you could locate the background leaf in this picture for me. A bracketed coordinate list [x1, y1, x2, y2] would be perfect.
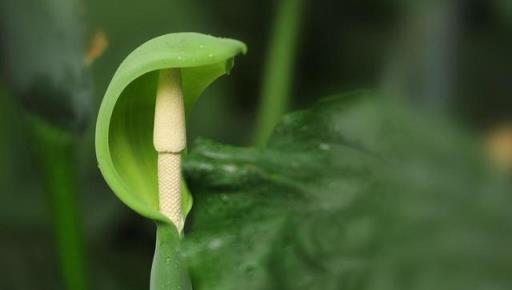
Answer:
[182, 92, 512, 290]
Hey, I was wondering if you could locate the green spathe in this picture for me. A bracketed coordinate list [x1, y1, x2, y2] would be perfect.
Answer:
[95, 33, 246, 224]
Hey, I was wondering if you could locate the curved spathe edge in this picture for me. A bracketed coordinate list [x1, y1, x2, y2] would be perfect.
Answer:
[95, 33, 246, 224]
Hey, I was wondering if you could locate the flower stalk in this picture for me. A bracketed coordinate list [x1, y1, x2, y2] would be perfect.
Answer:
[29, 119, 88, 290]
[253, 0, 304, 145]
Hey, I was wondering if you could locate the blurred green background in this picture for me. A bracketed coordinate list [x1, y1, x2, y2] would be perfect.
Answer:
[0, 0, 511, 289]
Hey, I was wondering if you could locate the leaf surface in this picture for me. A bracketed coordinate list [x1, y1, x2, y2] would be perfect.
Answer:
[183, 92, 512, 290]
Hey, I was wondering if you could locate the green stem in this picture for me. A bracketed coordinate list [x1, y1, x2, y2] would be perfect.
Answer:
[381, 0, 459, 111]
[253, 0, 304, 145]
[150, 223, 191, 290]
[30, 119, 88, 290]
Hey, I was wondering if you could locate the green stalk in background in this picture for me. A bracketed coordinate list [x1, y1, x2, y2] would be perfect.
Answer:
[0, 85, 11, 189]
[253, 0, 304, 145]
[496, 0, 512, 27]
[380, 0, 460, 112]
[30, 120, 87, 290]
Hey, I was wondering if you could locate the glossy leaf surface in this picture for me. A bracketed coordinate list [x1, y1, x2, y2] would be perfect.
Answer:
[182, 92, 512, 290]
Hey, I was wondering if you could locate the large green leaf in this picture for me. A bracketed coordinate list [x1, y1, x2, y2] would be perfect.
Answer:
[182, 92, 512, 290]
[95, 33, 246, 224]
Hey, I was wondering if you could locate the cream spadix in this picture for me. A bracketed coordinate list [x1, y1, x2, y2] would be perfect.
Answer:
[154, 69, 186, 153]
[153, 69, 186, 232]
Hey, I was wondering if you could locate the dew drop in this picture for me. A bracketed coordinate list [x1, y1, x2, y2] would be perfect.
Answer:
[223, 164, 237, 173]
[319, 143, 331, 151]
[208, 238, 222, 249]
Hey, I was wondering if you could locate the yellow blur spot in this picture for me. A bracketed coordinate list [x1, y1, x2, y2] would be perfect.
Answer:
[486, 123, 512, 171]
[84, 30, 108, 66]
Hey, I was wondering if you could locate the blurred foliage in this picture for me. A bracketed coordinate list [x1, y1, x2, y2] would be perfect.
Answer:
[0, 86, 48, 227]
[183, 92, 512, 290]
[0, 0, 92, 131]
[1, 1, 93, 288]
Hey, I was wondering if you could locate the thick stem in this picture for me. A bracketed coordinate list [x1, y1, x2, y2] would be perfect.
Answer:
[150, 223, 192, 290]
[253, 0, 304, 145]
[154, 68, 186, 232]
[30, 119, 88, 290]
